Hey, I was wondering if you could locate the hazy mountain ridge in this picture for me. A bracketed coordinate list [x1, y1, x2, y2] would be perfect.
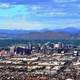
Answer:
[54, 27, 80, 34]
[0, 27, 80, 40]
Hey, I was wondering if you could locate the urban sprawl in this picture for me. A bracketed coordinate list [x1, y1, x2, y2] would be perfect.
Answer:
[0, 42, 80, 80]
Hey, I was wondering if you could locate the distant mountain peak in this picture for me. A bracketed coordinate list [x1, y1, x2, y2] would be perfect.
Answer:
[54, 27, 80, 34]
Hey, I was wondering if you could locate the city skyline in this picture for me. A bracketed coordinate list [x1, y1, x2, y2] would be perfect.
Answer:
[0, 0, 80, 30]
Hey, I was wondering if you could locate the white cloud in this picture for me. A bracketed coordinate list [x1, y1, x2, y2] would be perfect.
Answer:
[0, 3, 11, 8]
[0, 20, 51, 30]
[32, 5, 38, 11]
[36, 11, 67, 17]
[55, 0, 77, 3]
[31, 5, 44, 11]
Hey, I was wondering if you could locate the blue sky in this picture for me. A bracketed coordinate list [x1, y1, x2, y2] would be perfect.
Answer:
[0, 0, 80, 30]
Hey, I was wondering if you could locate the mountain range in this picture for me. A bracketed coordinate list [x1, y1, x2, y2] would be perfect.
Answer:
[0, 27, 80, 40]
